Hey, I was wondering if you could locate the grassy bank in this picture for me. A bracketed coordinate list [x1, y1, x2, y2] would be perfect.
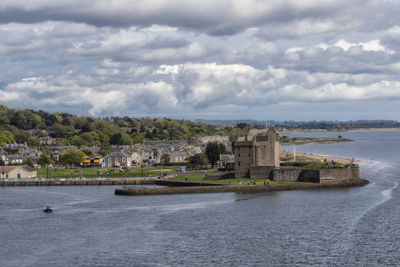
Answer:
[170, 175, 314, 186]
[37, 166, 177, 178]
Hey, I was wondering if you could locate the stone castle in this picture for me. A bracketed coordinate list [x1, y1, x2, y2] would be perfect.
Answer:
[234, 128, 280, 178]
[233, 127, 361, 183]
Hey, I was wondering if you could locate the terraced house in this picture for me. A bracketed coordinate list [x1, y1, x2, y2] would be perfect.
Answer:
[104, 152, 131, 167]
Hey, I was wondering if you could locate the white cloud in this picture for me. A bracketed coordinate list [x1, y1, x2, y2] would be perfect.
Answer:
[0, 90, 19, 101]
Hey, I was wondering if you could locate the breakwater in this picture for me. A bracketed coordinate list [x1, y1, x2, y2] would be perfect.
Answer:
[115, 178, 369, 196]
[0, 178, 154, 186]
[154, 180, 222, 187]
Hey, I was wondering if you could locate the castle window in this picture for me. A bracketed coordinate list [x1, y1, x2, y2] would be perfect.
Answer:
[238, 153, 240, 157]
[238, 161, 240, 166]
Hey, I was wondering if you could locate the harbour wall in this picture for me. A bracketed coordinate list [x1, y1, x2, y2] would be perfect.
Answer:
[0, 178, 154, 186]
[273, 166, 360, 183]
[205, 166, 361, 184]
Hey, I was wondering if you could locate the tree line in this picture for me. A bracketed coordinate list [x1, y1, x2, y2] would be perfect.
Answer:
[0, 105, 242, 153]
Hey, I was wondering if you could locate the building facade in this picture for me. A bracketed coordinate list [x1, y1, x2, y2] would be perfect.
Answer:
[0, 165, 37, 179]
[104, 152, 131, 167]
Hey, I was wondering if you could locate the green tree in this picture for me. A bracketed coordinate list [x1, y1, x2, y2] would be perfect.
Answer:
[205, 142, 226, 167]
[0, 104, 9, 125]
[80, 132, 100, 147]
[55, 139, 71, 146]
[99, 144, 111, 156]
[37, 153, 51, 167]
[96, 131, 110, 145]
[187, 153, 208, 170]
[160, 154, 171, 165]
[110, 132, 131, 145]
[131, 132, 144, 144]
[24, 158, 34, 168]
[0, 130, 15, 146]
[59, 149, 85, 167]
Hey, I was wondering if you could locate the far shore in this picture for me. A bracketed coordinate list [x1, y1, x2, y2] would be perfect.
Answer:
[279, 127, 400, 134]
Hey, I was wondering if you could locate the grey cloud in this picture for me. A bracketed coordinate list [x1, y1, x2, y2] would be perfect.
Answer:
[0, 0, 367, 36]
[1, 1, 400, 120]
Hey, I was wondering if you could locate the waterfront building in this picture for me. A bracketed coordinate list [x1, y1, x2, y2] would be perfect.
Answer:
[0, 165, 37, 179]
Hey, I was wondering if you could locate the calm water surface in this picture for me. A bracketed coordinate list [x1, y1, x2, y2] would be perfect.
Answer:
[1, 130, 400, 266]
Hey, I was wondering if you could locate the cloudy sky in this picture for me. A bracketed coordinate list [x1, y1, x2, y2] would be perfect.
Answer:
[1, 0, 400, 120]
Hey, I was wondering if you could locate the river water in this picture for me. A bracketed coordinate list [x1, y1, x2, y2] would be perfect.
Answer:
[1, 130, 399, 266]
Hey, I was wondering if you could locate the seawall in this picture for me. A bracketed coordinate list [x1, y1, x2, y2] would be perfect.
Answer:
[0, 178, 154, 186]
[115, 178, 369, 196]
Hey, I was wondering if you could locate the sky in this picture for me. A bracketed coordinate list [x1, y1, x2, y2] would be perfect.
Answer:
[0, 0, 400, 121]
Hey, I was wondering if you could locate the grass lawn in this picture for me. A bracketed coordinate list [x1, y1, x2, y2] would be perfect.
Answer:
[170, 175, 314, 186]
[37, 166, 177, 178]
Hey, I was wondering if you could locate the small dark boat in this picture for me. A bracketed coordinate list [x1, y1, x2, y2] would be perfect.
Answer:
[43, 205, 52, 213]
[43, 208, 52, 213]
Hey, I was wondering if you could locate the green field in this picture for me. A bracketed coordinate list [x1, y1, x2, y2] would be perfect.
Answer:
[37, 166, 178, 178]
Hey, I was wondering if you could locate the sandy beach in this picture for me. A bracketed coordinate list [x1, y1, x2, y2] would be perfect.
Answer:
[280, 151, 370, 164]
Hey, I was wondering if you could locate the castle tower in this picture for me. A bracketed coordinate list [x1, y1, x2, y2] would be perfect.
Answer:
[234, 128, 279, 178]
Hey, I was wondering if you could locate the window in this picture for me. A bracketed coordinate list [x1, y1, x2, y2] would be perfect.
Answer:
[238, 161, 240, 166]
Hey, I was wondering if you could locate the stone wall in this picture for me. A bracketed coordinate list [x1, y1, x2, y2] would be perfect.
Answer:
[249, 166, 275, 179]
[273, 169, 303, 182]
[273, 166, 360, 183]
[204, 171, 235, 180]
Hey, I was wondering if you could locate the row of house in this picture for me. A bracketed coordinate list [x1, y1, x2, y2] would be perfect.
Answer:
[1, 135, 234, 168]
[1, 144, 42, 165]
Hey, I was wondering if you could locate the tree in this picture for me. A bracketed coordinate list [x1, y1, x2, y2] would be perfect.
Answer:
[59, 149, 84, 167]
[187, 153, 208, 170]
[131, 132, 144, 144]
[110, 132, 131, 145]
[160, 154, 170, 165]
[205, 142, 226, 167]
[0, 104, 9, 125]
[99, 144, 111, 156]
[24, 158, 34, 168]
[79, 132, 100, 147]
[0, 130, 15, 146]
[37, 153, 51, 167]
